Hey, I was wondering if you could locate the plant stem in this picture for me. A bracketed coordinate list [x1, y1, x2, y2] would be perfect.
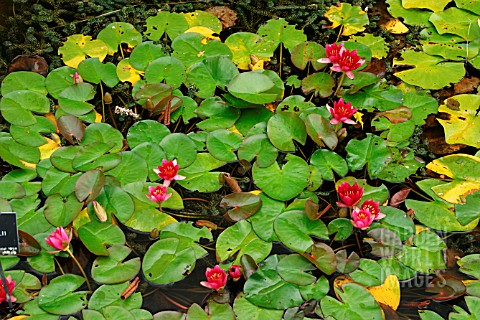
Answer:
[66, 248, 92, 292]
[100, 82, 105, 122]
[333, 72, 345, 97]
[279, 43, 283, 78]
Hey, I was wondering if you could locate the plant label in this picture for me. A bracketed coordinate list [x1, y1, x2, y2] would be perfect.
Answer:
[0, 212, 19, 256]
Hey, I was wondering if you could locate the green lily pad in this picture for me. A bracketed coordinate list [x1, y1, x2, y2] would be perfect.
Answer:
[455, 192, 480, 226]
[253, 154, 310, 201]
[7, 270, 41, 304]
[132, 142, 167, 182]
[95, 185, 134, 223]
[44, 193, 83, 227]
[38, 274, 88, 315]
[142, 237, 197, 285]
[244, 255, 305, 309]
[310, 149, 348, 181]
[319, 283, 383, 320]
[58, 34, 108, 68]
[306, 242, 337, 275]
[88, 282, 142, 311]
[91, 245, 141, 284]
[429, 7, 480, 41]
[187, 56, 239, 98]
[77, 58, 119, 87]
[301, 72, 335, 97]
[345, 133, 392, 178]
[238, 134, 278, 168]
[401, 0, 450, 12]
[123, 194, 177, 232]
[274, 210, 328, 253]
[386, 0, 431, 26]
[379, 206, 415, 241]
[304, 113, 338, 149]
[81, 122, 124, 153]
[366, 228, 403, 258]
[206, 129, 243, 162]
[181, 10, 222, 33]
[45, 66, 77, 99]
[97, 22, 142, 55]
[350, 34, 388, 59]
[376, 148, 423, 182]
[172, 32, 232, 67]
[10, 116, 56, 148]
[455, 0, 480, 14]
[458, 254, 480, 278]
[267, 112, 306, 152]
[78, 220, 126, 256]
[233, 292, 283, 320]
[75, 169, 104, 203]
[159, 133, 197, 168]
[228, 70, 284, 104]
[224, 32, 276, 70]
[105, 151, 148, 186]
[160, 222, 212, 259]
[290, 41, 327, 71]
[186, 301, 235, 320]
[257, 18, 307, 52]
[0, 90, 50, 126]
[248, 193, 284, 242]
[127, 120, 171, 149]
[277, 254, 316, 286]
[336, 250, 360, 274]
[406, 199, 477, 232]
[129, 41, 167, 71]
[377, 257, 415, 281]
[58, 83, 96, 116]
[393, 50, 465, 90]
[328, 218, 353, 241]
[0, 135, 40, 167]
[145, 56, 186, 89]
[196, 97, 241, 131]
[177, 153, 225, 192]
[343, 80, 403, 112]
[1, 71, 47, 96]
[27, 232, 56, 273]
[217, 220, 272, 266]
[145, 11, 189, 41]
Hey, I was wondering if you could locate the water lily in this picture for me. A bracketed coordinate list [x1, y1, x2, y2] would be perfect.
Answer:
[0, 275, 16, 304]
[200, 265, 228, 291]
[351, 207, 374, 230]
[45, 226, 71, 251]
[153, 159, 185, 187]
[45, 226, 92, 292]
[229, 265, 242, 281]
[360, 199, 386, 220]
[147, 185, 172, 203]
[327, 98, 358, 125]
[319, 43, 365, 79]
[337, 181, 364, 207]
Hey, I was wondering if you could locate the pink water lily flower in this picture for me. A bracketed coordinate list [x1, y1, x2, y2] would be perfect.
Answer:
[327, 98, 358, 125]
[351, 207, 375, 230]
[45, 226, 71, 251]
[318, 43, 365, 79]
[337, 182, 364, 207]
[360, 199, 386, 220]
[200, 265, 228, 291]
[153, 159, 185, 187]
[147, 185, 172, 203]
[0, 275, 16, 304]
[229, 265, 242, 281]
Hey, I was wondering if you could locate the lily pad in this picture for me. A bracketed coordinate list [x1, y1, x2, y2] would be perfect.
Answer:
[127, 120, 171, 149]
[248, 193, 284, 242]
[58, 83, 96, 116]
[177, 153, 225, 192]
[145, 56, 186, 89]
[97, 22, 142, 55]
[91, 245, 141, 284]
[1, 71, 47, 96]
[129, 41, 167, 71]
[429, 7, 480, 41]
[228, 70, 284, 104]
[196, 96, 241, 131]
[159, 133, 197, 168]
[310, 149, 348, 181]
[172, 32, 232, 67]
[324, 3, 370, 36]
[38, 274, 88, 315]
[345, 133, 392, 178]
[301, 72, 335, 97]
[58, 34, 108, 68]
[224, 32, 275, 70]
[233, 292, 283, 320]
[77, 58, 119, 87]
[238, 134, 278, 168]
[277, 254, 316, 286]
[257, 18, 307, 52]
[290, 41, 326, 71]
[145, 11, 189, 41]
[267, 112, 306, 152]
[206, 129, 243, 162]
[78, 220, 126, 256]
[252, 154, 310, 201]
[0, 90, 50, 127]
[401, 0, 451, 12]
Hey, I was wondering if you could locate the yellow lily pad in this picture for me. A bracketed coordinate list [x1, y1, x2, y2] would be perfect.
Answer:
[437, 94, 480, 148]
[185, 26, 221, 41]
[402, 0, 451, 12]
[58, 34, 108, 68]
[325, 3, 369, 36]
[367, 275, 401, 311]
[116, 58, 143, 85]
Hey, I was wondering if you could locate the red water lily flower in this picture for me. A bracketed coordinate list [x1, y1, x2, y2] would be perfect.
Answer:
[200, 265, 228, 291]
[360, 199, 385, 220]
[0, 275, 16, 304]
[229, 265, 242, 281]
[337, 182, 364, 207]
[153, 159, 186, 187]
[351, 207, 375, 230]
[147, 185, 172, 203]
[318, 43, 365, 79]
[327, 98, 358, 125]
[45, 226, 71, 251]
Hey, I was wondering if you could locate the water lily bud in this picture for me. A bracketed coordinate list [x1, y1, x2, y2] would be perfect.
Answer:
[103, 92, 113, 104]
[72, 72, 83, 84]
[196, 220, 218, 230]
[93, 200, 108, 222]
[149, 228, 159, 239]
